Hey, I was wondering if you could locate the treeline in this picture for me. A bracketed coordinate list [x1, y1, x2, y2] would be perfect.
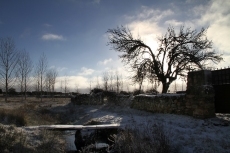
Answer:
[0, 37, 58, 102]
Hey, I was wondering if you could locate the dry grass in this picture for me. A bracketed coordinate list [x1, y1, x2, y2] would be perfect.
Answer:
[0, 97, 69, 152]
[0, 124, 66, 153]
[0, 108, 27, 126]
[0, 97, 70, 126]
[110, 123, 178, 153]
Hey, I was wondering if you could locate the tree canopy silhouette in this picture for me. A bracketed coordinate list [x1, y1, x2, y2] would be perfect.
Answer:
[107, 26, 223, 93]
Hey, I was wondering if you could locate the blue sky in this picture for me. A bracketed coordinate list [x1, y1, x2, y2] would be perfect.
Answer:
[0, 0, 230, 92]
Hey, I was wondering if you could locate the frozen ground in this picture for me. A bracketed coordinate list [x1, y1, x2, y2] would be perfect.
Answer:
[61, 104, 230, 153]
[18, 102, 230, 152]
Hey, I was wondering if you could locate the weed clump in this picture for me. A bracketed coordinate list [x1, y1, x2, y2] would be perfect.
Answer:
[0, 108, 26, 126]
[110, 123, 176, 153]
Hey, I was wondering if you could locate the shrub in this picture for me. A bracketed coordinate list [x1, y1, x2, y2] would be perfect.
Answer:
[90, 88, 104, 94]
[34, 130, 66, 153]
[145, 88, 158, 94]
[0, 108, 26, 126]
[0, 124, 28, 152]
[119, 90, 130, 95]
[110, 123, 176, 153]
[133, 89, 144, 96]
[0, 124, 66, 153]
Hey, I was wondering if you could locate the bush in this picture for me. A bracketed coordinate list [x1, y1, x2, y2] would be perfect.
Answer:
[0, 124, 66, 153]
[0, 109, 26, 126]
[133, 89, 144, 96]
[34, 130, 66, 153]
[0, 124, 28, 152]
[119, 91, 130, 95]
[110, 123, 176, 153]
[90, 88, 104, 94]
[145, 88, 158, 94]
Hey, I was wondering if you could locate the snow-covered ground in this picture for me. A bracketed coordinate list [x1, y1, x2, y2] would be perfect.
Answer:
[63, 104, 230, 153]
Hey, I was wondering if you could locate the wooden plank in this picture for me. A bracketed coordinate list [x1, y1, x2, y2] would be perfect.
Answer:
[24, 124, 120, 130]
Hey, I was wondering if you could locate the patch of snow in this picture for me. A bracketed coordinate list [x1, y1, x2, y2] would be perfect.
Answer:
[136, 93, 185, 97]
[14, 103, 230, 152]
[72, 105, 230, 153]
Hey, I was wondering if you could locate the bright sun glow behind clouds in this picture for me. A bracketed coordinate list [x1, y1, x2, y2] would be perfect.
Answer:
[188, 0, 230, 67]
[125, 6, 174, 55]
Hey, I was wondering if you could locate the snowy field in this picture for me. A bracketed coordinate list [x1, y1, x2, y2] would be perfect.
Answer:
[63, 104, 230, 153]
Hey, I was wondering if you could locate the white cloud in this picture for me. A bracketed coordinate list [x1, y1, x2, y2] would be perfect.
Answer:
[124, 7, 172, 52]
[49, 66, 67, 72]
[56, 75, 89, 93]
[41, 33, 65, 41]
[124, 1, 230, 68]
[97, 58, 112, 65]
[164, 19, 183, 27]
[43, 23, 52, 27]
[93, 0, 100, 4]
[191, 0, 230, 67]
[78, 67, 95, 76]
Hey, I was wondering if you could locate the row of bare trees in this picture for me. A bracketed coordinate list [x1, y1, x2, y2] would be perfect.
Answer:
[0, 37, 58, 102]
[92, 70, 124, 93]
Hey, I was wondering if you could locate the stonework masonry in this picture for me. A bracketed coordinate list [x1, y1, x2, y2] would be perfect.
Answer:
[71, 70, 216, 119]
[131, 70, 216, 119]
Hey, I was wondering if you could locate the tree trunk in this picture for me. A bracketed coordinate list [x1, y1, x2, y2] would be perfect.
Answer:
[5, 73, 8, 102]
[41, 76, 43, 102]
[24, 77, 27, 100]
[161, 81, 170, 93]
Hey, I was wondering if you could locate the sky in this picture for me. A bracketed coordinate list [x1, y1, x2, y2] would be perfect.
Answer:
[0, 0, 230, 93]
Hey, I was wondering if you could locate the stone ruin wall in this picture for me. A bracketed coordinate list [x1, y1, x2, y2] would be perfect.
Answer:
[71, 92, 130, 106]
[131, 70, 216, 119]
[131, 91, 215, 119]
[71, 70, 216, 119]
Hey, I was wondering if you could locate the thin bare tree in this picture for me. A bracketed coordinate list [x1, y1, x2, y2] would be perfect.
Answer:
[0, 37, 19, 102]
[75, 82, 79, 93]
[115, 71, 122, 93]
[96, 76, 101, 89]
[16, 50, 33, 100]
[103, 71, 109, 91]
[108, 70, 114, 91]
[35, 53, 48, 102]
[46, 68, 58, 99]
[60, 80, 63, 93]
[88, 78, 92, 93]
[34, 68, 40, 96]
[64, 76, 69, 98]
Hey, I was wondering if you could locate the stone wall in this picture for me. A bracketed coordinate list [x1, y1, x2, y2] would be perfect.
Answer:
[131, 70, 216, 119]
[71, 70, 216, 118]
[131, 87, 215, 119]
[131, 94, 186, 114]
[71, 92, 130, 106]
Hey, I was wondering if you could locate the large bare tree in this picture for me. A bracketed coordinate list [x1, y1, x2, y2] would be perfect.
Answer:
[0, 37, 19, 102]
[16, 50, 33, 100]
[35, 53, 48, 102]
[107, 26, 223, 93]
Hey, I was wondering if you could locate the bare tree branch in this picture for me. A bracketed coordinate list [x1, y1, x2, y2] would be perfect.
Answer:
[16, 50, 33, 100]
[0, 37, 19, 102]
[35, 53, 48, 102]
[107, 26, 223, 93]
